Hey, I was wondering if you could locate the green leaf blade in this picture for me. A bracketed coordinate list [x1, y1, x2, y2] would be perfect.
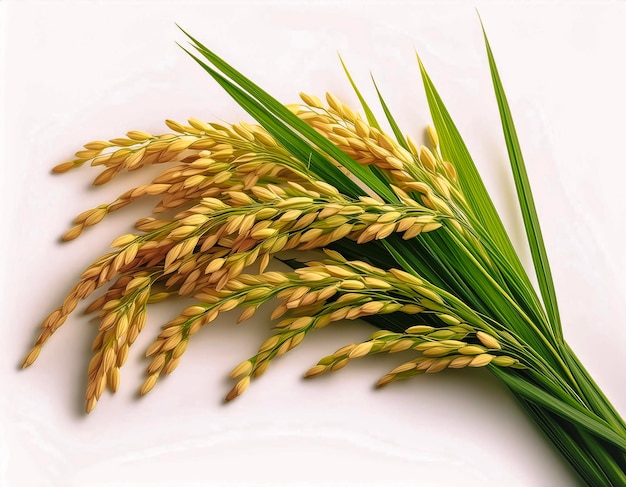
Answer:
[416, 55, 515, 264]
[178, 27, 397, 203]
[481, 24, 562, 338]
[416, 54, 556, 341]
[339, 56, 381, 130]
[370, 76, 410, 151]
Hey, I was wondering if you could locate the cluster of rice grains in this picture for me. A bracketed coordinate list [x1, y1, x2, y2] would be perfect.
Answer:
[23, 94, 522, 413]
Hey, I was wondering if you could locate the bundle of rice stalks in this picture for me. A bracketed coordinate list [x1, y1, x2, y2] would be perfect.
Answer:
[22, 24, 626, 486]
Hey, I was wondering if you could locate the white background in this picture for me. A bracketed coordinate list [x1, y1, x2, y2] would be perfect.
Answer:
[2, 2, 626, 486]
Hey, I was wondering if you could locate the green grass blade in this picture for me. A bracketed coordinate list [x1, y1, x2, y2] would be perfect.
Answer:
[480, 24, 562, 338]
[562, 344, 626, 436]
[522, 401, 612, 486]
[416, 55, 526, 280]
[416, 54, 557, 343]
[339, 56, 381, 130]
[179, 47, 365, 197]
[337, 61, 394, 188]
[370, 76, 410, 151]
[493, 368, 626, 452]
[178, 27, 397, 203]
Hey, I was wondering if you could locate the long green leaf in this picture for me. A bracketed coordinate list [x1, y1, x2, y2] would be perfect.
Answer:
[481, 23, 562, 338]
[339, 56, 381, 130]
[178, 27, 397, 203]
[416, 55, 521, 272]
[370, 76, 410, 151]
[416, 54, 556, 341]
[337, 62, 394, 188]
[493, 368, 626, 452]
[562, 344, 626, 436]
[522, 401, 611, 486]
[179, 46, 363, 198]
